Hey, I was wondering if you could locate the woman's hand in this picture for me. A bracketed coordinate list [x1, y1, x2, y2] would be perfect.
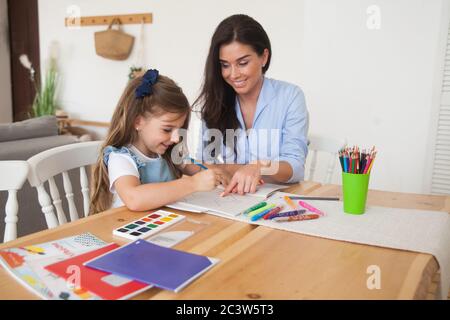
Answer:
[210, 167, 232, 188]
[191, 170, 221, 192]
[221, 164, 264, 196]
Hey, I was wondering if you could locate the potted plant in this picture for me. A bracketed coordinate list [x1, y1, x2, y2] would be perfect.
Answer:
[19, 54, 58, 118]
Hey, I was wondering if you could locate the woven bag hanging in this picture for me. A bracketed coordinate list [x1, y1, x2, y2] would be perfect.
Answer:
[94, 18, 135, 60]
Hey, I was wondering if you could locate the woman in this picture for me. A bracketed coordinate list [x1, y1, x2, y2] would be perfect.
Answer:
[195, 14, 308, 196]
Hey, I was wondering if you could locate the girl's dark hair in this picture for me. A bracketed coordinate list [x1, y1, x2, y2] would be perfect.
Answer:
[193, 14, 271, 144]
[90, 74, 190, 214]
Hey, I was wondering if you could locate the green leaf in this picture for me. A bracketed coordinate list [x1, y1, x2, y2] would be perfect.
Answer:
[32, 63, 58, 117]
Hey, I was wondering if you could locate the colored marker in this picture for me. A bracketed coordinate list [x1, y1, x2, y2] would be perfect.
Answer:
[298, 201, 324, 216]
[268, 209, 306, 220]
[248, 204, 275, 218]
[242, 201, 267, 215]
[250, 206, 277, 221]
[262, 205, 284, 220]
[283, 196, 297, 209]
[273, 214, 320, 222]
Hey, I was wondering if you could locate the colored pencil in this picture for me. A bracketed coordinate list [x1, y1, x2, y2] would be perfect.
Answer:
[339, 146, 377, 175]
[287, 196, 340, 201]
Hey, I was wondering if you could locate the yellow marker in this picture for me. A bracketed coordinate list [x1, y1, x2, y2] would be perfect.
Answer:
[247, 204, 275, 218]
[283, 196, 297, 209]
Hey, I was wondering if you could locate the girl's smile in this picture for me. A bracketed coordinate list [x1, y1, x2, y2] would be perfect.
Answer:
[134, 111, 187, 157]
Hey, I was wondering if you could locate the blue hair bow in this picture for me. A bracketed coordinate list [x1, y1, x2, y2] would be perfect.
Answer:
[135, 69, 159, 98]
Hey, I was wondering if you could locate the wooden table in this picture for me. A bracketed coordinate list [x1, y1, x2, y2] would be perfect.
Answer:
[0, 181, 448, 300]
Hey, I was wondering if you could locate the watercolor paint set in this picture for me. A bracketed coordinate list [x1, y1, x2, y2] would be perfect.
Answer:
[113, 210, 186, 240]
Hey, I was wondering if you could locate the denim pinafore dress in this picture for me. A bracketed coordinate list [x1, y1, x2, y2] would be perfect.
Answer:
[103, 146, 175, 184]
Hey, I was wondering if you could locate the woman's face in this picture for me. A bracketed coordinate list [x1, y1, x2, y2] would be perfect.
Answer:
[219, 41, 269, 97]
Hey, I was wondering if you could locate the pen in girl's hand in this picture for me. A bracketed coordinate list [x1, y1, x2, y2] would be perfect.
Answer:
[188, 157, 208, 170]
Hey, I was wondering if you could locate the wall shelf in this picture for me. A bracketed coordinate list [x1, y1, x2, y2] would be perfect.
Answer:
[65, 13, 152, 27]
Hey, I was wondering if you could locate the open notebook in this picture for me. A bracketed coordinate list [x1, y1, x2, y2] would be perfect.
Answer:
[166, 183, 287, 216]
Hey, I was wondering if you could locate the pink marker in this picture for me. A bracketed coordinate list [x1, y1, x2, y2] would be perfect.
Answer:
[298, 201, 324, 216]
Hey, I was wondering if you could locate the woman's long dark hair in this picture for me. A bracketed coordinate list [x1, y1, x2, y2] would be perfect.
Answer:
[194, 14, 272, 144]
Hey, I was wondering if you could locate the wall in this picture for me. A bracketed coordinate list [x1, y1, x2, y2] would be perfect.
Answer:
[38, 0, 445, 193]
[38, 0, 304, 140]
[299, 0, 444, 193]
[0, 0, 12, 123]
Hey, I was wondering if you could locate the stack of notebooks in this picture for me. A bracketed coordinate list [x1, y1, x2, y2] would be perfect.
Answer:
[0, 233, 219, 300]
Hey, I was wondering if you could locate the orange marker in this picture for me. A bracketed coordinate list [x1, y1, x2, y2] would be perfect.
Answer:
[283, 196, 297, 210]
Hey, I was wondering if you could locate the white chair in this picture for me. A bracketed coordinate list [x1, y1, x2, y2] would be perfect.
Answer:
[27, 141, 102, 229]
[0, 161, 29, 242]
[306, 134, 347, 184]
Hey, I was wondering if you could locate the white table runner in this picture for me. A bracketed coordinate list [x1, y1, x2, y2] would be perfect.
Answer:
[204, 195, 450, 299]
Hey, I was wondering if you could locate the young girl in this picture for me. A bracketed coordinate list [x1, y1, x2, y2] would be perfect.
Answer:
[90, 69, 227, 213]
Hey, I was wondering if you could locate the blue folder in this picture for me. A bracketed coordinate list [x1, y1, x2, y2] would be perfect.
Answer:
[84, 240, 218, 292]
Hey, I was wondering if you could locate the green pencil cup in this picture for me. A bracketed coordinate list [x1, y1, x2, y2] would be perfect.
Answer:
[342, 172, 370, 214]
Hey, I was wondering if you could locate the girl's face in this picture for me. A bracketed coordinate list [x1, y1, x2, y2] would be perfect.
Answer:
[134, 111, 187, 156]
[219, 41, 269, 98]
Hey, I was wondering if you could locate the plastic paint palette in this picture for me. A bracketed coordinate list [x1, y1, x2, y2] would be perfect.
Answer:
[113, 210, 186, 240]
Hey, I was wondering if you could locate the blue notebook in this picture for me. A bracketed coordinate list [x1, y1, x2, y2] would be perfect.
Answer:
[84, 240, 219, 292]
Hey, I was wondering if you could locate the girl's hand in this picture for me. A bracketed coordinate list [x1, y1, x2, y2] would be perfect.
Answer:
[191, 169, 221, 192]
[221, 164, 264, 196]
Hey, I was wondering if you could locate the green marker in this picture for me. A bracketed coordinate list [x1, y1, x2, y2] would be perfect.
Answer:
[248, 204, 276, 218]
[242, 201, 267, 215]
